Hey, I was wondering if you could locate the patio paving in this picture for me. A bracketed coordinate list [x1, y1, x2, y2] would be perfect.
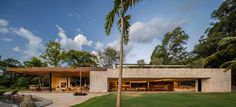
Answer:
[19, 91, 107, 107]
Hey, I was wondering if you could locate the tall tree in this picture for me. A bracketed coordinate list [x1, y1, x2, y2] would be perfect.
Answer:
[150, 27, 189, 65]
[24, 56, 48, 88]
[137, 59, 145, 67]
[1, 58, 22, 67]
[162, 27, 189, 64]
[204, 37, 236, 70]
[98, 47, 119, 67]
[0, 57, 22, 78]
[193, 0, 236, 67]
[63, 50, 97, 67]
[24, 56, 47, 67]
[104, 0, 142, 106]
[41, 41, 63, 67]
[150, 45, 167, 65]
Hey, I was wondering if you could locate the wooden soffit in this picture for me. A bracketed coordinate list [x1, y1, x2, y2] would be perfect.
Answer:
[6, 67, 107, 76]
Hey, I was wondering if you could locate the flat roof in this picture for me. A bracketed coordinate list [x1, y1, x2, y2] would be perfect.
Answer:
[116, 64, 187, 68]
[7, 67, 107, 76]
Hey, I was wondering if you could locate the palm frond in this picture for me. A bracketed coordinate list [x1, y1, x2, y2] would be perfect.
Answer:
[124, 0, 143, 12]
[117, 15, 131, 45]
[123, 15, 131, 45]
[104, 0, 120, 35]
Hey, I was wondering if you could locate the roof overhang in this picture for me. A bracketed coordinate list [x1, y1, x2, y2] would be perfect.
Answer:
[6, 67, 107, 76]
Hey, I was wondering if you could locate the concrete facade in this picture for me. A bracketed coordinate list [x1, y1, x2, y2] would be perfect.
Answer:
[90, 68, 231, 92]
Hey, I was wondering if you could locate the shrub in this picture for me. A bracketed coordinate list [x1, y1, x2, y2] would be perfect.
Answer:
[11, 77, 30, 88]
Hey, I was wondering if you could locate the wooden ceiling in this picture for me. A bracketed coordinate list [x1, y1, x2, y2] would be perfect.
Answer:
[7, 67, 107, 76]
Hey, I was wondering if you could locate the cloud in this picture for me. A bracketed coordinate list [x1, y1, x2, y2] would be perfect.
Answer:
[107, 40, 119, 51]
[13, 47, 21, 52]
[0, 28, 8, 33]
[106, 17, 186, 63]
[0, 18, 9, 33]
[106, 40, 133, 58]
[95, 41, 104, 50]
[90, 51, 98, 55]
[1, 38, 12, 42]
[14, 27, 44, 59]
[0, 19, 8, 26]
[129, 17, 186, 44]
[56, 25, 93, 50]
[0, 18, 43, 60]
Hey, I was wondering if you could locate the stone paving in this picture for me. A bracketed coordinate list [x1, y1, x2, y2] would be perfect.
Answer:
[19, 91, 107, 107]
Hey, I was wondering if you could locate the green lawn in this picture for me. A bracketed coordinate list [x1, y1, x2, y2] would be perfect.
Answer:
[72, 92, 236, 107]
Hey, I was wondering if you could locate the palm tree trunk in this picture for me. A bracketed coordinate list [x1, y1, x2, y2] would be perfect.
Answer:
[116, 15, 124, 107]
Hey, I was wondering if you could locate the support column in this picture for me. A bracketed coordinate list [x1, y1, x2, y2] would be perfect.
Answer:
[147, 81, 150, 91]
[49, 73, 52, 92]
[195, 80, 198, 92]
[80, 71, 82, 93]
[66, 76, 69, 88]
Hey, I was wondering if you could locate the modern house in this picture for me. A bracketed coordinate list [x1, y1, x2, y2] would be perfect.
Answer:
[7, 65, 231, 93]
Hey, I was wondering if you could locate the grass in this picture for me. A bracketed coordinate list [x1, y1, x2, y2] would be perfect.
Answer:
[72, 92, 236, 107]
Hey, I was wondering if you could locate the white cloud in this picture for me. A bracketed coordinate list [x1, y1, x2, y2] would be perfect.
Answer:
[0, 18, 9, 33]
[13, 47, 21, 52]
[1, 38, 12, 42]
[129, 17, 186, 44]
[0, 19, 8, 26]
[14, 27, 44, 59]
[107, 40, 119, 51]
[56, 25, 93, 50]
[106, 17, 186, 63]
[106, 40, 133, 60]
[0, 18, 43, 60]
[95, 41, 104, 50]
[90, 51, 98, 56]
[0, 28, 8, 33]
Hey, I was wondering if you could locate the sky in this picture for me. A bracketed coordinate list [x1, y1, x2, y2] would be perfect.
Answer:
[0, 0, 223, 64]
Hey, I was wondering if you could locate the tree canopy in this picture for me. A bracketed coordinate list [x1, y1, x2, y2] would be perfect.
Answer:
[98, 47, 119, 67]
[24, 56, 47, 67]
[0, 57, 22, 67]
[150, 27, 189, 65]
[41, 41, 63, 67]
[193, 0, 236, 69]
[63, 50, 97, 67]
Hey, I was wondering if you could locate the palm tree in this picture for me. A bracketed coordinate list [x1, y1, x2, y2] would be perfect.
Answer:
[105, 0, 142, 107]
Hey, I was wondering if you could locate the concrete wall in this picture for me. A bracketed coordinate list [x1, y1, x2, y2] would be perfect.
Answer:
[201, 69, 231, 92]
[89, 68, 231, 92]
[90, 71, 108, 92]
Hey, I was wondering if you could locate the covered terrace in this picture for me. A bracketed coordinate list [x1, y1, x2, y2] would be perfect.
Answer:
[6, 67, 106, 92]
